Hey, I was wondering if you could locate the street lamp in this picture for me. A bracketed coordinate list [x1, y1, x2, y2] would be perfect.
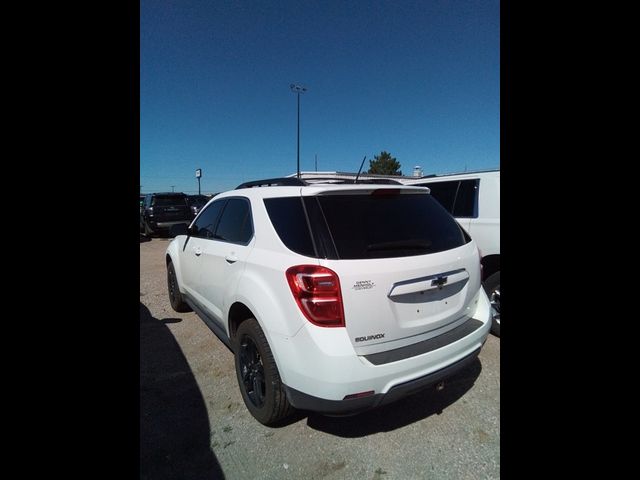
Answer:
[290, 83, 307, 178]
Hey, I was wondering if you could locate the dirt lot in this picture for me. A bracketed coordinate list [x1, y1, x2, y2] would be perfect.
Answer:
[140, 236, 500, 479]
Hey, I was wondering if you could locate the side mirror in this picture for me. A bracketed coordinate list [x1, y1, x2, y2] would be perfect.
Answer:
[169, 223, 190, 237]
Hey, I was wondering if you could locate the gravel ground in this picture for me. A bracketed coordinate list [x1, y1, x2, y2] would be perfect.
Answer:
[140, 236, 500, 480]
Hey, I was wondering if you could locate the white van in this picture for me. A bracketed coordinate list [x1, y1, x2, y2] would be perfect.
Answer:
[403, 170, 500, 336]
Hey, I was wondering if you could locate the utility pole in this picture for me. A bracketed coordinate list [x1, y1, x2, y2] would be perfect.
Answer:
[290, 84, 307, 178]
[171, 185, 175, 192]
[315, 154, 317, 172]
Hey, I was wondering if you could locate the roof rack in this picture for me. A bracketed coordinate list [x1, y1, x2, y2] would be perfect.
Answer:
[235, 177, 308, 189]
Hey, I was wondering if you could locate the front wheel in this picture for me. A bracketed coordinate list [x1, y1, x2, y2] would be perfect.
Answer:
[234, 318, 294, 425]
[483, 271, 500, 337]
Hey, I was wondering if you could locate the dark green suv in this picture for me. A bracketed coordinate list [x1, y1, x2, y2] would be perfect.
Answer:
[140, 192, 192, 237]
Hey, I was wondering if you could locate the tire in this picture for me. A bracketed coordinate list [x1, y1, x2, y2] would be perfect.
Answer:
[167, 261, 191, 313]
[143, 221, 154, 238]
[234, 318, 294, 425]
[483, 271, 500, 337]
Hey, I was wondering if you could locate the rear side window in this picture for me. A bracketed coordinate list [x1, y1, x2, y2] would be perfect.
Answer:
[264, 198, 316, 257]
[215, 198, 253, 244]
[452, 179, 478, 217]
[317, 192, 466, 259]
[422, 181, 458, 212]
[418, 179, 478, 218]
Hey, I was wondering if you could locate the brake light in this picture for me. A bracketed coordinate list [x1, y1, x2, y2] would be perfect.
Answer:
[371, 188, 401, 196]
[286, 265, 345, 328]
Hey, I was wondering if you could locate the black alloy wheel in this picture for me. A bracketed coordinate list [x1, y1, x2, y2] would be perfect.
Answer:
[233, 318, 294, 425]
[238, 335, 266, 408]
[167, 261, 191, 312]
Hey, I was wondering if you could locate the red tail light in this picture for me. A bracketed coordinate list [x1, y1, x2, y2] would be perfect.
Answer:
[286, 265, 345, 328]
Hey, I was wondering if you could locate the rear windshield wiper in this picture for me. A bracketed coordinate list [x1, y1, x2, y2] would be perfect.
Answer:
[366, 240, 432, 252]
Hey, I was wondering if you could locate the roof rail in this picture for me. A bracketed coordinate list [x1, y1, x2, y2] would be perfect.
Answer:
[235, 177, 308, 189]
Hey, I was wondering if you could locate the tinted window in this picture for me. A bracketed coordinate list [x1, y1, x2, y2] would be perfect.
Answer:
[264, 198, 315, 257]
[152, 195, 188, 207]
[420, 181, 458, 213]
[193, 200, 226, 239]
[317, 192, 466, 259]
[215, 198, 253, 244]
[452, 179, 479, 217]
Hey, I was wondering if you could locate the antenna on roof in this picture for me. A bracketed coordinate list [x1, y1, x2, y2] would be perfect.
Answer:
[354, 155, 367, 184]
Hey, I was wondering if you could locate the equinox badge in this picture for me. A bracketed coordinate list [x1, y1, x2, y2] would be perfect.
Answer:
[355, 333, 385, 342]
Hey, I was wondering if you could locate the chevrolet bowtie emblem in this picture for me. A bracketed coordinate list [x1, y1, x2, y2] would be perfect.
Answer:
[431, 276, 448, 289]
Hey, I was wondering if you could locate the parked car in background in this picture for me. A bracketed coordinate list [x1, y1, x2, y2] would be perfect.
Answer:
[165, 177, 492, 425]
[186, 194, 210, 219]
[140, 192, 192, 237]
[404, 170, 500, 336]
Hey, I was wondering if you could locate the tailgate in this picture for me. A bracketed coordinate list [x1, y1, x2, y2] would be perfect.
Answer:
[151, 196, 191, 221]
[321, 241, 480, 355]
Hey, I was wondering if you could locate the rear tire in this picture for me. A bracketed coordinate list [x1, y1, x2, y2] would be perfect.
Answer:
[234, 318, 294, 425]
[167, 261, 191, 312]
[143, 221, 154, 238]
[483, 271, 500, 337]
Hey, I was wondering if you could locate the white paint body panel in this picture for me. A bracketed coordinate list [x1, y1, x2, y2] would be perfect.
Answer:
[166, 185, 491, 402]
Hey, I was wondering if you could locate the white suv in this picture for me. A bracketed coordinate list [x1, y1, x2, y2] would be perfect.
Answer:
[165, 178, 492, 425]
[404, 170, 500, 336]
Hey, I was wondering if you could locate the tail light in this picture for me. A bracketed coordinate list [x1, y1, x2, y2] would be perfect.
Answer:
[286, 265, 345, 328]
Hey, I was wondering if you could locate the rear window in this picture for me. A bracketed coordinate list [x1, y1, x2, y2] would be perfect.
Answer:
[152, 195, 188, 207]
[265, 192, 468, 260]
[317, 192, 467, 259]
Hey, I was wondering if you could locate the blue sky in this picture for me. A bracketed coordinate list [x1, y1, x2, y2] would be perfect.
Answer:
[140, 0, 499, 194]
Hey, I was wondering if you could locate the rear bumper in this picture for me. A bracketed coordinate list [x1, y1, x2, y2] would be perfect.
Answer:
[283, 346, 481, 414]
[147, 219, 190, 230]
[271, 287, 492, 413]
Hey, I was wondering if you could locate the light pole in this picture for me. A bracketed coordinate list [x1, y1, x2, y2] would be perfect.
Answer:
[290, 84, 307, 178]
[171, 185, 175, 192]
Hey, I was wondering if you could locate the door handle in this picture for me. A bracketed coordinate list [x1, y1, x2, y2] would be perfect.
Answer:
[225, 253, 238, 264]
[193, 246, 202, 256]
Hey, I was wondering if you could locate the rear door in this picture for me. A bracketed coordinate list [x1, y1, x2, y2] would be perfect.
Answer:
[307, 188, 481, 355]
